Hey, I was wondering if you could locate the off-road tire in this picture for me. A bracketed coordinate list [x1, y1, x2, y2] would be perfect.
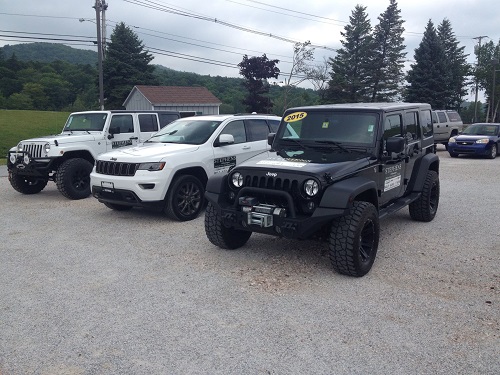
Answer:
[409, 170, 439, 222]
[328, 201, 379, 277]
[55, 158, 93, 200]
[103, 202, 133, 211]
[205, 202, 251, 249]
[8, 172, 48, 195]
[487, 144, 497, 159]
[165, 175, 204, 221]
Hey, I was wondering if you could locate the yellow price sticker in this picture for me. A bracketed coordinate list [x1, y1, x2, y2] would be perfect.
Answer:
[284, 111, 307, 123]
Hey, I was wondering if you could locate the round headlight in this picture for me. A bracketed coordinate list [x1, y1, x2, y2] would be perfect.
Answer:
[304, 179, 319, 197]
[17, 142, 23, 152]
[44, 143, 50, 153]
[231, 172, 244, 188]
[23, 154, 30, 165]
[9, 154, 17, 164]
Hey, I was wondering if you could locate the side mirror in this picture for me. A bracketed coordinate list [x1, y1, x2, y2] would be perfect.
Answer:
[108, 127, 120, 140]
[386, 136, 405, 154]
[218, 133, 235, 145]
[267, 132, 276, 146]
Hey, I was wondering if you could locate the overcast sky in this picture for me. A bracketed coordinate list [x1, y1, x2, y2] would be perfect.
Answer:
[1, 0, 499, 98]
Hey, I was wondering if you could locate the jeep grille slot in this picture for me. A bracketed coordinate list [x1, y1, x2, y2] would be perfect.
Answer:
[22, 143, 43, 158]
[96, 160, 139, 176]
[245, 175, 299, 193]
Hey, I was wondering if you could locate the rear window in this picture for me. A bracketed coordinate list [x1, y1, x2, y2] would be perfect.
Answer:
[447, 111, 462, 122]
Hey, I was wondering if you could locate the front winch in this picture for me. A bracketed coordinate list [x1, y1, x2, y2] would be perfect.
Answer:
[238, 196, 286, 228]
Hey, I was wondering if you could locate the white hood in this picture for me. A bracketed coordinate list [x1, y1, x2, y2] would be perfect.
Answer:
[98, 142, 200, 162]
[20, 131, 103, 145]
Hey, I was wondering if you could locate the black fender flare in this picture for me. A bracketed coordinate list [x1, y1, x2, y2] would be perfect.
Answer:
[320, 176, 378, 210]
[205, 173, 228, 204]
[410, 153, 439, 192]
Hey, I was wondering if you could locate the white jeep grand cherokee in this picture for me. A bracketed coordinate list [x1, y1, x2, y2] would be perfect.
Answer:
[90, 113, 281, 221]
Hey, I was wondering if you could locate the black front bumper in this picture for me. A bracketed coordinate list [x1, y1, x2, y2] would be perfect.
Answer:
[206, 191, 348, 240]
[92, 185, 163, 211]
[7, 151, 56, 178]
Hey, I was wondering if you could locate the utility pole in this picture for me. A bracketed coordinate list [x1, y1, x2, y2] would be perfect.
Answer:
[94, 0, 105, 110]
[101, 0, 108, 59]
[472, 35, 488, 122]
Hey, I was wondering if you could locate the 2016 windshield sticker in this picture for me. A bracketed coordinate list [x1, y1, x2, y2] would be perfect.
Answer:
[257, 159, 309, 168]
[214, 156, 236, 174]
[384, 163, 402, 192]
[112, 140, 132, 149]
[284, 111, 307, 123]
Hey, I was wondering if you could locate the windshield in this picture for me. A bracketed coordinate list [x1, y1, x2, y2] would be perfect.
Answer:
[274, 110, 378, 158]
[64, 113, 108, 131]
[462, 124, 499, 136]
[146, 118, 223, 144]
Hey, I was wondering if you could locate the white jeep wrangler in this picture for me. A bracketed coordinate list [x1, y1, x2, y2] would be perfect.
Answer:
[90, 113, 281, 221]
[7, 110, 180, 199]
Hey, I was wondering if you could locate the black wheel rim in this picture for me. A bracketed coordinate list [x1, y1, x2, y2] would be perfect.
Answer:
[175, 181, 201, 217]
[429, 181, 439, 214]
[72, 168, 90, 191]
[359, 219, 375, 262]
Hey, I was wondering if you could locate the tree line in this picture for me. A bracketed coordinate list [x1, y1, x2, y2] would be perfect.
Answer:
[1, 0, 498, 121]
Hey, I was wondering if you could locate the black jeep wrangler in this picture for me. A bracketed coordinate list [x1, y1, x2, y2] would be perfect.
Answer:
[204, 103, 439, 277]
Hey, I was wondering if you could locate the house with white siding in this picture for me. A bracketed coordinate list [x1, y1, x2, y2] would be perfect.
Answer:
[123, 85, 222, 117]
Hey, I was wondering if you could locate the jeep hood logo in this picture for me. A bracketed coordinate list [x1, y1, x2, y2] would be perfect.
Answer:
[266, 172, 277, 177]
[110, 157, 117, 161]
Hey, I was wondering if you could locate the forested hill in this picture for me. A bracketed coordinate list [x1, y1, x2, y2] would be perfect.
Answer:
[0, 42, 319, 114]
[0, 43, 98, 65]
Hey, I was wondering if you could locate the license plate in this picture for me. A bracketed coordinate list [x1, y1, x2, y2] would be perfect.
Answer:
[101, 181, 114, 193]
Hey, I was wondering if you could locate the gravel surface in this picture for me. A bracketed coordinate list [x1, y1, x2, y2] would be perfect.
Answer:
[0, 148, 499, 375]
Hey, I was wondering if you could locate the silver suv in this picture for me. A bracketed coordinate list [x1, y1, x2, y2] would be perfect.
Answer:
[432, 110, 464, 148]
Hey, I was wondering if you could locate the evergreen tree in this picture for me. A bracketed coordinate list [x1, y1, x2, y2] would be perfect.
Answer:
[437, 19, 470, 111]
[405, 20, 449, 108]
[326, 5, 373, 103]
[370, 0, 406, 101]
[103, 22, 157, 109]
[238, 54, 280, 113]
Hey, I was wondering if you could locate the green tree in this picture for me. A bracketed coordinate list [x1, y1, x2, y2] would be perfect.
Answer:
[326, 5, 373, 103]
[238, 54, 280, 113]
[405, 20, 450, 108]
[437, 19, 470, 111]
[103, 22, 157, 109]
[474, 40, 500, 122]
[370, 0, 406, 101]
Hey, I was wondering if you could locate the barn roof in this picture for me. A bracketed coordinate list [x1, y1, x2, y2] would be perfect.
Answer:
[125, 85, 222, 106]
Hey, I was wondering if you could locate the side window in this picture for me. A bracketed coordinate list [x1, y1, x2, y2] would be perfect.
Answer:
[110, 115, 134, 134]
[268, 119, 280, 133]
[383, 114, 402, 140]
[138, 114, 159, 132]
[405, 112, 419, 142]
[158, 113, 179, 129]
[420, 109, 433, 138]
[437, 112, 447, 123]
[220, 120, 246, 144]
[245, 119, 271, 141]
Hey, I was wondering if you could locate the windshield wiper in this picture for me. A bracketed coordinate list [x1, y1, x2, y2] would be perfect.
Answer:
[313, 140, 352, 153]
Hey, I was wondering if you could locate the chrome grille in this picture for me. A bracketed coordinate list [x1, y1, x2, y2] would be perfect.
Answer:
[22, 143, 44, 158]
[96, 160, 139, 176]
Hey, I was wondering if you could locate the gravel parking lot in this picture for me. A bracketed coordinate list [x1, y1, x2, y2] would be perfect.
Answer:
[0, 147, 499, 375]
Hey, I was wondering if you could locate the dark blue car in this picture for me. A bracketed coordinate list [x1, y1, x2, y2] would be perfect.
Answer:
[448, 123, 500, 159]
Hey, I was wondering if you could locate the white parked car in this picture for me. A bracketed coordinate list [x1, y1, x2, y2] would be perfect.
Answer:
[90, 113, 281, 221]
